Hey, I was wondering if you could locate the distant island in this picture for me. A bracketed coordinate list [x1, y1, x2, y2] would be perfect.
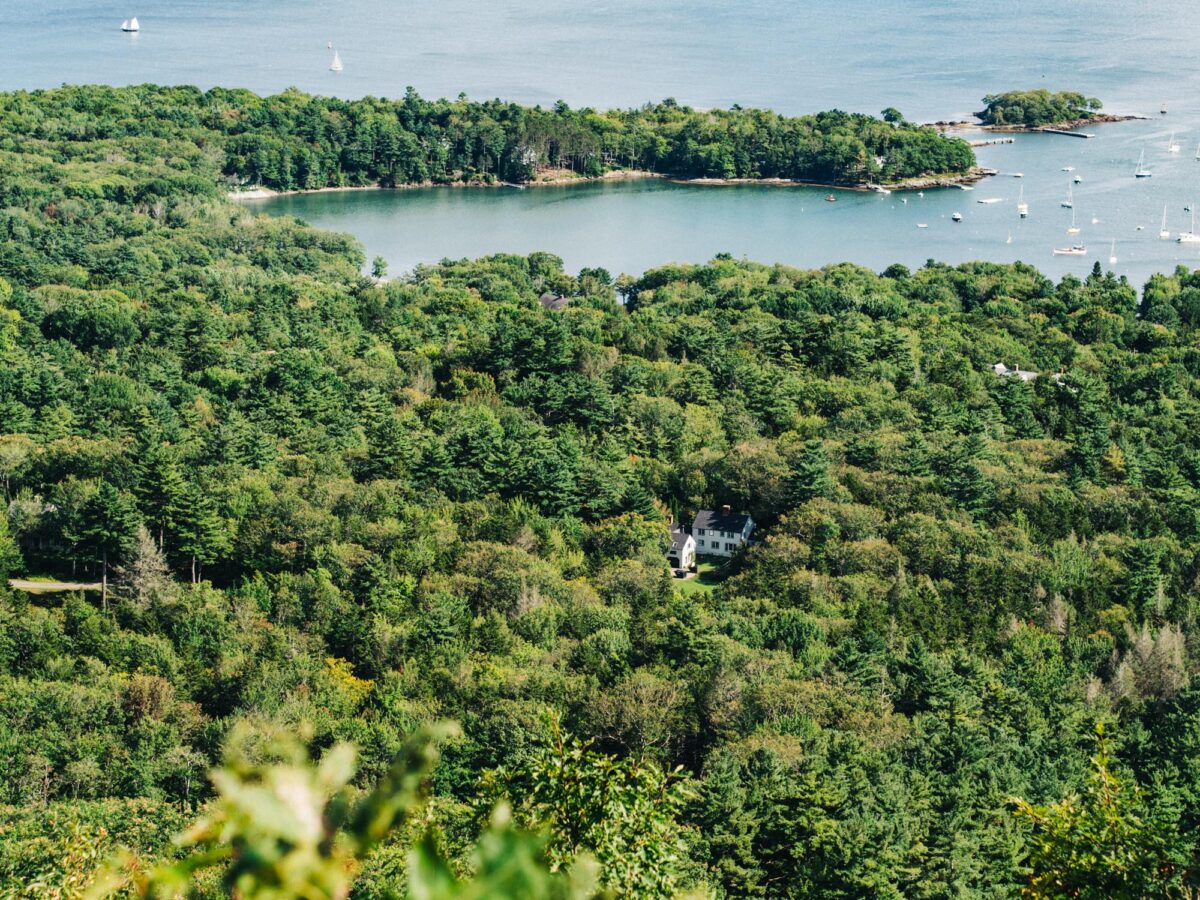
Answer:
[9, 85, 974, 193]
[977, 89, 1105, 127]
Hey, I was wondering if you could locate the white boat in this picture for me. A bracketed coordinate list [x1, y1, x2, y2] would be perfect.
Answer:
[1109, 239, 1117, 266]
[1073, 175, 1083, 184]
[1168, 131, 1180, 153]
[900, 197, 908, 204]
[1159, 205, 1171, 239]
[917, 223, 929, 228]
[951, 212, 963, 222]
[327, 40, 333, 49]
[1061, 182, 1074, 209]
[1053, 245, 1087, 256]
[917, 191, 924, 198]
[869, 185, 891, 194]
[958, 185, 974, 191]
[1194, 140, 1200, 160]
[1017, 185, 1028, 218]
[1177, 208, 1200, 243]
[1066, 205, 1080, 235]
[1135, 149, 1152, 178]
[1091, 216, 1099, 225]
[1012, 172, 1024, 178]
[121, 16, 139, 32]
[1062, 166, 1075, 172]
[977, 197, 1002, 204]
[329, 50, 343, 72]
[1006, 231, 1013, 244]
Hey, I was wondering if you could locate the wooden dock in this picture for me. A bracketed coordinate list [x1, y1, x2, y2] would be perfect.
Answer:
[1038, 128, 1096, 139]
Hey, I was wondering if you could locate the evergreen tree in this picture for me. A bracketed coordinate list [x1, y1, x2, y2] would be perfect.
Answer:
[790, 439, 832, 504]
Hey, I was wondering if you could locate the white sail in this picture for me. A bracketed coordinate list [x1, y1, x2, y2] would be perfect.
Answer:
[330, 50, 343, 72]
[122, 16, 139, 31]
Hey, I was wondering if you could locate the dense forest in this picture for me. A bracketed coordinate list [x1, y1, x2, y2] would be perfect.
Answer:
[3, 83, 1200, 896]
[0, 84, 975, 191]
[977, 90, 1105, 127]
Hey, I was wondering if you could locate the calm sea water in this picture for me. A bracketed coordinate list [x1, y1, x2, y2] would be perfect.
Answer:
[6, 1, 1200, 282]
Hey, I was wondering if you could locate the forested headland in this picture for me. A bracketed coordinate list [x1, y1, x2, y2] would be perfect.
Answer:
[3, 83, 1200, 896]
[1, 83, 974, 192]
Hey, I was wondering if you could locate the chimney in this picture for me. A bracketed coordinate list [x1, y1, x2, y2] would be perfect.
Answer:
[722, 504, 732, 516]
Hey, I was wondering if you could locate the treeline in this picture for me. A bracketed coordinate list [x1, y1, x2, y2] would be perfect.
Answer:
[3, 84, 1200, 895]
[977, 89, 1104, 126]
[0, 83, 974, 190]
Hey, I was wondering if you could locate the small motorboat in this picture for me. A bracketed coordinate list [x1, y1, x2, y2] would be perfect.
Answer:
[951, 212, 963, 222]
[824, 194, 837, 202]
[1053, 244, 1087, 256]
[917, 223, 929, 228]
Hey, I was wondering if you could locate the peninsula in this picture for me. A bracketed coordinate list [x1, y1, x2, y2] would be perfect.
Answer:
[11, 84, 974, 193]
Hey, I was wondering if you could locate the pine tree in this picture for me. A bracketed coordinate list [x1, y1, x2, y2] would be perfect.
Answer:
[790, 439, 832, 505]
[81, 481, 140, 610]
[0, 506, 22, 584]
[174, 483, 231, 584]
[113, 524, 174, 609]
[1069, 375, 1111, 482]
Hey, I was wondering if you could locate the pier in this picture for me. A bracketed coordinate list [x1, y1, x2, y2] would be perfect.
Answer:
[969, 138, 1015, 147]
[1038, 128, 1096, 139]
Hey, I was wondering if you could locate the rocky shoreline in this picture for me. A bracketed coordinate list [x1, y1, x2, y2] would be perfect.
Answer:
[230, 164, 988, 202]
[928, 113, 1147, 132]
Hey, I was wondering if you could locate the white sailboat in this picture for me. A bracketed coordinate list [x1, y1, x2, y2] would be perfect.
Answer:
[1061, 181, 1074, 208]
[1067, 205, 1080, 235]
[1168, 131, 1180, 153]
[1194, 140, 1200, 160]
[1006, 231, 1013, 245]
[1017, 185, 1028, 218]
[329, 49, 343, 72]
[1177, 207, 1200, 243]
[1135, 148, 1153, 178]
[1109, 239, 1117, 266]
[1159, 205, 1171, 240]
[121, 16, 140, 32]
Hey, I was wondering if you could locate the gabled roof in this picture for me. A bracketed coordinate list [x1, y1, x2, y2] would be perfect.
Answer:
[669, 526, 694, 552]
[539, 292, 570, 311]
[693, 509, 754, 534]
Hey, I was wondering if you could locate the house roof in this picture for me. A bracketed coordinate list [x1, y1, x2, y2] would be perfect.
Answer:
[539, 292, 570, 311]
[693, 509, 754, 534]
[992, 362, 1039, 382]
[669, 526, 694, 553]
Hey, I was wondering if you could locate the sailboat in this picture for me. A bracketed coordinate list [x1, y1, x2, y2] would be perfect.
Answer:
[1177, 207, 1200, 243]
[329, 49, 343, 72]
[1053, 245, 1087, 256]
[1109, 240, 1117, 267]
[1194, 140, 1200, 160]
[1169, 131, 1181, 153]
[1061, 181, 1074, 209]
[1159, 205, 1171, 239]
[1067, 205, 1080, 235]
[1135, 149, 1153, 178]
[1006, 231, 1013, 245]
[121, 16, 140, 32]
[1017, 186, 1028, 218]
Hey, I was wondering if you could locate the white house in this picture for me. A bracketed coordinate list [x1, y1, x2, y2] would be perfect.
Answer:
[692, 506, 755, 558]
[667, 525, 696, 572]
[992, 362, 1039, 382]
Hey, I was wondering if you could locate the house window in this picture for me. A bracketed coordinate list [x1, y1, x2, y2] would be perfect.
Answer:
[726, 542, 736, 552]
[697, 539, 704, 548]
[696, 528, 705, 536]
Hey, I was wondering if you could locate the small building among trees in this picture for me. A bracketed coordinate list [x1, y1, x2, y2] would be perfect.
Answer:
[692, 506, 755, 557]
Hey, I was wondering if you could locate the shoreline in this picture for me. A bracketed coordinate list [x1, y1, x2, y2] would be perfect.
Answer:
[228, 165, 987, 202]
[929, 113, 1148, 133]
[228, 168, 663, 201]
